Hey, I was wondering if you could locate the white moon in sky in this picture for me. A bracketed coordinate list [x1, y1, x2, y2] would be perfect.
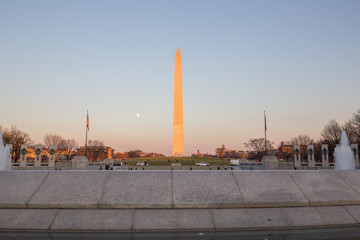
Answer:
[136, 113, 140, 118]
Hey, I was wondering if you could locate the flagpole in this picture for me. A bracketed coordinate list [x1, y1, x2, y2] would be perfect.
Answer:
[85, 110, 88, 158]
[264, 110, 267, 157]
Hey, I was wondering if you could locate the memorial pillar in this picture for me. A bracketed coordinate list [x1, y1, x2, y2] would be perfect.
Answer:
[321, 144, 329, 168]
[48, 145, 56, 168]
[294, 145, 301, 168]
[351, 144, 359, 168]
[308, 144, 315, 168]
[34, 145, 42, 168]
[20, 144, 27, 167]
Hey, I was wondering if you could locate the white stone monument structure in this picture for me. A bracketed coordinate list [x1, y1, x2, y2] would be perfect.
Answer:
[321, 144, 329, 168]
[307, 144, 315, 168]
[20, 144, 27, 167]
[72, 156, 88, 170]
[34, 145, 42, 167]
[48, 145, 56, 168]
[262, 156, 278, 170]
[351, 144, 359, 168]
[294, 145, 301, 168]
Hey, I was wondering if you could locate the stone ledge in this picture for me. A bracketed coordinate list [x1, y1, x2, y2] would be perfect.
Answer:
[28, 171, 109, 209]
[2, 170, 360, 210]
[99, 171, 172, 209]
[172, 171, 244, 208]
[0, 171, 49, 208]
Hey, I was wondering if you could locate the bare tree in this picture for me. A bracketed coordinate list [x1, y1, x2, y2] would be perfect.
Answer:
[215, 144, 226, 159]
[0, 125, 32, 162]
[288, 134, 314, 145]
[87, 139, 104, 161]
[44, 134, 64, 150]
[61, 139, 78, 161]
[225, 149, 241, 159]
[348, 109, 360, 143]
[342, 120, 357, 143]
[128, 149, 143, 158]
[320, 119, 342, 145]
[321, 119, 342, 163]
[244, 138, 274, 160]
[288, 134, 314, 161]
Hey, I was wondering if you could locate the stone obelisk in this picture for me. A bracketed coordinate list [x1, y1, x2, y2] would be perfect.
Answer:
[172, 48, 184, 156]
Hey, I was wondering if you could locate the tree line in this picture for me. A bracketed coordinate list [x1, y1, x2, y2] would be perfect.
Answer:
[0, 125, 88, 162]
[0, 125, 160, 162]
[215, 108, 360, 161]
[2, 109, 360, 162]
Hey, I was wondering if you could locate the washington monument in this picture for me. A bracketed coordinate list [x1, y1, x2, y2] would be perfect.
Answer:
[172, 48, 184, 156]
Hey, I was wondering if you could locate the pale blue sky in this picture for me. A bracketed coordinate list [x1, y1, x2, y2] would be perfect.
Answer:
[1, 0, 359, 155]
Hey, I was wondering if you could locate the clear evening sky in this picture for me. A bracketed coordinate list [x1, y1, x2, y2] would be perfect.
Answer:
[1, 0, 359, 155]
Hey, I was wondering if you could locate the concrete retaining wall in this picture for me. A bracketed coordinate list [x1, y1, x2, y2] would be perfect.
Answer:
[2, 170, 360, 232]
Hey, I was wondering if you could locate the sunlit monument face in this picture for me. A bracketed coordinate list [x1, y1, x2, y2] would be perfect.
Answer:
[172, 48, 184, 157]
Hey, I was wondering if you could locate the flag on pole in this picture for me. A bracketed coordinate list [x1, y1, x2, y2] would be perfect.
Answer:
[264, 110, 267, 132]
[87, 111, 89, 131]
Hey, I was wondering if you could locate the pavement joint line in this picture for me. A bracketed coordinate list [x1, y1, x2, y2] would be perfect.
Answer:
[335, 171, 360, 196]
[48, 209, 60, 230]
[26, 171, 51, 209]
[282, 207, 295, 227]
[170, 170, 174, 209]
[344, 225, 359, 238]
[210, 209, 216, 230]
[343, 205, 360, 224]
[286, 171, 310, 206]
[97, 171, 110, 209]
[131, 209, 136, 231]
[230, 171, 245, 207]
[342, 205, 360, 225]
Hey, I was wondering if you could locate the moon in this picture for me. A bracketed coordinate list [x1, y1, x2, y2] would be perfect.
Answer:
[136, 113, 140, 118]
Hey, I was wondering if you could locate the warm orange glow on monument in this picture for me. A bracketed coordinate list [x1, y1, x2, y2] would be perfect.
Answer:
[172, 48, 184, 156]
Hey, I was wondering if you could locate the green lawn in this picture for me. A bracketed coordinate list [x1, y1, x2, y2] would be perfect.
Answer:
[114, 157, 231, 166]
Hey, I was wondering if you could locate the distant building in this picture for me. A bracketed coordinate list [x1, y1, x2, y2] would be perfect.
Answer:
[278, 141, 296, 161]
[77, 145, 114, 162]
[113, 151, 164, 159]
[191, 149, 204, 158]
[22, 146, 47, 162]
[144, 152, 165, 158]
[203, 152, 215, 157]
[114, 152, 128, 159]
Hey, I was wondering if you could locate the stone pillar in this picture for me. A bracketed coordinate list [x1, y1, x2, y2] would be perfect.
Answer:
[6, 144, 12, 165]
[351, 144, 359, 168]
[34, 145, 42, 168]
[20, 144, 27, 167]
[308, 145, 315, 168]
[321, 144, 329, 168]
[262, 156, 278, 170]
[294, 145, 301, 168]
[48, 145, 56, 168]
[72, 156, 89, 170]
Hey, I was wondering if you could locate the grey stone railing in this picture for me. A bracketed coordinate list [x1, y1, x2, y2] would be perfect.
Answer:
[2, 170, 360, 231]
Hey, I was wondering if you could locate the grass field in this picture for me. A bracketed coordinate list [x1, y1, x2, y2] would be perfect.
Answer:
[114, 157, 231, 166]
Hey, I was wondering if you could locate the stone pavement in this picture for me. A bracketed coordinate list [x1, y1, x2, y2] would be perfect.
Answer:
[2, 170, 360, 231]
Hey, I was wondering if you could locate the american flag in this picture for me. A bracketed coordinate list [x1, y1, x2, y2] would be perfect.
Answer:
[264, 111, 267, 132]
[87, 111, 89, 131]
